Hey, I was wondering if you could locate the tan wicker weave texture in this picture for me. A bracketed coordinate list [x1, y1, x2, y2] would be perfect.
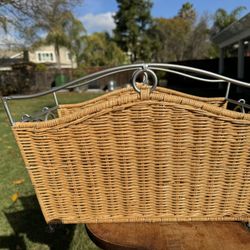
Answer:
[13, 85, 250, 224]
[58, 86, 227, 117]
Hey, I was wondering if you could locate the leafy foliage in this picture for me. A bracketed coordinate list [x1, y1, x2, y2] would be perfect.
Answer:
[113, 0, 153, 62]
[185, 15, 212, 59]
[0, 15, 7, 32]
[149, 17, 190, 62]
[29, 1, 84, 72]
[149, 3, 211, 62]
[177, 2, 196, 23]
[64, 17, 86, 67]
[0, 1, 248, 67]
[212, 6, 247, 35]
[82, 32, 127, 66]
[0, 1, 82, 42]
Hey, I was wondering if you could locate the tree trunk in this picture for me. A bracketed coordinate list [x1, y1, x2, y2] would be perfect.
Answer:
[70, 52, 75, 69]
[54, 43, 62, 74]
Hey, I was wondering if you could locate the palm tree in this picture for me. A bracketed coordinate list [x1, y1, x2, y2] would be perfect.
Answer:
[177, 2, 196, 23]
[212, 6, 246, 35]
[30, 1, 83, 73]
[34, 11, 73, 72]
[64, 17, 86, 68]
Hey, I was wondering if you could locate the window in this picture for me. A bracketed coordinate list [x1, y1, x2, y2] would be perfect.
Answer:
[67, 52, 72, 61]
[37, 52, 55, 62]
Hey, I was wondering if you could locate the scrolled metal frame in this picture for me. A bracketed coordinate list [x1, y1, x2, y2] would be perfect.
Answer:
[20, 106, 57, 122]
[2, 63, 250, 125]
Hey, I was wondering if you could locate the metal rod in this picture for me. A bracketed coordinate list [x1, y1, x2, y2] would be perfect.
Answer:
[3, 63, 250, 100]
[2, 63, 250, 126]
[64, 67, 139, 89]
[226, 98, 250, 110]
[21, 106, 58, 122]
[4, 65, 141, 100]
[150, 67, 226, 83]
[2, 98, 14, 125]
[53, 92, 59, 106]
[148, 63, 250, 88]
[225, 82, 231, 99]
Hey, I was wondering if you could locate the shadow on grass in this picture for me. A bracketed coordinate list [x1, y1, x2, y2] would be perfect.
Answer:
[0, 235, 26, 250]
[1, 195, 76, 250]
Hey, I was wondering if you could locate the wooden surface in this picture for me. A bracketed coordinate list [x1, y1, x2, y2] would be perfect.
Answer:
[86, 222, 250, 250]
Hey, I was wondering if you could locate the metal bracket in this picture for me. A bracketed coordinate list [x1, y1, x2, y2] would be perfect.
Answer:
[132, 68, 158, 93]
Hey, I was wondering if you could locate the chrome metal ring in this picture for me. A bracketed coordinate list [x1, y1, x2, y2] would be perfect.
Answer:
[131, 69, 149, 84]
[132, 68, 158, 93]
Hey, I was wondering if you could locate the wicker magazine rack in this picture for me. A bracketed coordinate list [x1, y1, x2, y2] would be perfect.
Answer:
[2, 64, 250, 224]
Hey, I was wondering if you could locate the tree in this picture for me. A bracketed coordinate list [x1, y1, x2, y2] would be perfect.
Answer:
[149, 17, 190, 62]
[26, 0, 83, 72]
[0, 1, 41, 35]
[0, 1, 82, 46]
[212, 6, 246, 35]
[184, 15, 211, 59]
[0, 17, 7, 32]
[82, 32, 127, 67]
[177, 2, 196, 23]
[210, 6, 246, 58]
[113, 0, 153, 63]
[149, 2, 211, 62]
[64, 17, 86, 68]
[0, 1, 13, 32]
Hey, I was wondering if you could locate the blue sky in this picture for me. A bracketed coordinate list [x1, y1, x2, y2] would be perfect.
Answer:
[1, 0, 249, 44]
[75, 0, 250, 34]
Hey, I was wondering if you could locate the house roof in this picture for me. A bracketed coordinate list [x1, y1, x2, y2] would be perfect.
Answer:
[212, 13, 250, 48]
[0, 49, 21, 58]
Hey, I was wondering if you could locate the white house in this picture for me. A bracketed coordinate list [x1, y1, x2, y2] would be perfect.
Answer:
[29, 45, 77, 69]
[0, 45, 77, 70]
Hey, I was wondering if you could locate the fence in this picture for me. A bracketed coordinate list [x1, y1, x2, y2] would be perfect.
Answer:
[1, 58, 249, 97]
[0, 64, 73, 96]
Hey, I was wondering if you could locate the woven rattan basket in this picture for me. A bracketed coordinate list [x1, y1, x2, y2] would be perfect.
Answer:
[12, 85, 250, 224]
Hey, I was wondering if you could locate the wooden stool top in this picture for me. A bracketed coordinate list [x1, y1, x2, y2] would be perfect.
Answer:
[86, 222, 250, 250]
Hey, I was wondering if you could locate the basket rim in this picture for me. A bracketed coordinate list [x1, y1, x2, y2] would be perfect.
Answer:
[13, 85, 250, 129]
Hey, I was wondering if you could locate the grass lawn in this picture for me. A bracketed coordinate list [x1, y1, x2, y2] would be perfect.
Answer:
[0, 92, 102, 250]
